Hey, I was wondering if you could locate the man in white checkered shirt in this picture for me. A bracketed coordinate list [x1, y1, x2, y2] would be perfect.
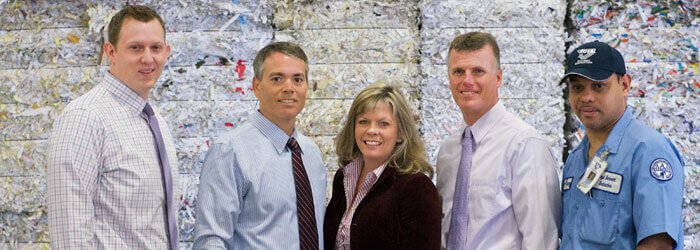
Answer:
[47, 5, 179, 249]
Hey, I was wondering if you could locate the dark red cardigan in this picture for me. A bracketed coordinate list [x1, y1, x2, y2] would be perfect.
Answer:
[323, 166, 442, 250]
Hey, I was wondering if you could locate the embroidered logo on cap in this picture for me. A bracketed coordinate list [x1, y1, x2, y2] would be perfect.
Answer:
[650, 158, 673, 181]
[575, 48, 596, 65]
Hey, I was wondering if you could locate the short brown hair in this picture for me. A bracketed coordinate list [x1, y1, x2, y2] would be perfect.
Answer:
[253, 41, 309, 80]
[448, 32, 501, 69]
[336, 82, 433, 177]
[107, 5, 165, 46]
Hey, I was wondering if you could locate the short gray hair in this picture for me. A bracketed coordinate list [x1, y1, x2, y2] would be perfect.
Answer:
[253, 41, 309, 80]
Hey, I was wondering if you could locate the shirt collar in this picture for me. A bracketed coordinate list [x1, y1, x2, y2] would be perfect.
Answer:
[598, 107, 633, 155]
[466, 100, 507, 145]
[573, 107, 633, 157]
[251, 111, 302, 155]
[103, 71, 148, 115]
[374, 162, 388, 177]
[343, 158, 388, 179]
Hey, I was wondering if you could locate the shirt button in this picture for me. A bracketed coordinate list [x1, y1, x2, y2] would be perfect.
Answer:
[600, 201, 605, 207]
[574, 205, 579, 210]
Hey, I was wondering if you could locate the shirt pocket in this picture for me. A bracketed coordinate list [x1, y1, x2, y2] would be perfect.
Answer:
[560, 186, 574, 237]
[467, 178, 503, 220]
[579, 198, 620, 245]
[311, 175, 327, 203]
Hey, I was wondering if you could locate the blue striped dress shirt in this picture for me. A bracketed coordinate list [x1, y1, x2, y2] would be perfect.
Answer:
[194, 111, 327, 249]
[47, 72, 179, 249]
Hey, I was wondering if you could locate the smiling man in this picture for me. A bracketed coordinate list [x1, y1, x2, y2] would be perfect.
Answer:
[559, 41, 684, 250]
[194, 42, 326, 250]
[436, 32, 561, 250]
[47, 5, 179, 249]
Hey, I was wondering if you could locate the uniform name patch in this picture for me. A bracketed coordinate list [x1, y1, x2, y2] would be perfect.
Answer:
[650, 158, 673, 181]
[592, 172, 623, 194]
[563, 177, 573, 191]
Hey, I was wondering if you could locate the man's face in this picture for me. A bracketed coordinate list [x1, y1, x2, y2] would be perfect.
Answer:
[253, 52, 308, 128]
[447, 45, 502, 125]
[568, 74, 630, 134]
[104, 18, 170, 100]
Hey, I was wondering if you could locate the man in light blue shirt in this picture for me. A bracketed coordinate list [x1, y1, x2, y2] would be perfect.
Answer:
[193, 42, 326, 249]
[560, 41, 684, 249]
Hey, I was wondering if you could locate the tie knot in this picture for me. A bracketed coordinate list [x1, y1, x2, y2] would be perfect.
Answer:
[462, 127, 472, 145]
[143, 103, 155, 116]
[287, 137, 301, 152]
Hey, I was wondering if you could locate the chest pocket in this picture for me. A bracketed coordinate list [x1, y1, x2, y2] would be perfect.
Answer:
[467, 178, 505, 220]
[579, 197, 621, 245]
[560, 185, 575, 236]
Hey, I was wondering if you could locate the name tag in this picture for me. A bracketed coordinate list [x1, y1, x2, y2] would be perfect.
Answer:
[563, 177, 573, 191]
[592, 172, 623, 194]
[577, 155, 608, 194]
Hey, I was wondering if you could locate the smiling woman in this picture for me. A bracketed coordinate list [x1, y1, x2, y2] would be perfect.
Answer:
[353, 100, 398, 170]
[324, 82, 441, 250]
[335, 82, 432, 176]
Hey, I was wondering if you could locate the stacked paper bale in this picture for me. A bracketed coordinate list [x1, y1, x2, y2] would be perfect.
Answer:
[1, 0, 697, 248]
[0, 0, 274, 248]
[569, 0, 699, 245]
[272, 0, 421, 198]
[418, 0, 568, 168]
[0, 1, 104, 247]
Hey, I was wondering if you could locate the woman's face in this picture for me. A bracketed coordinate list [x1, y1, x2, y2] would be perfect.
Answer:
[354, 100, 399, 167]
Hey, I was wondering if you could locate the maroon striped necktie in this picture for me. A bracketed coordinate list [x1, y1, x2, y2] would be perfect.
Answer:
[287, 137, 319, 250]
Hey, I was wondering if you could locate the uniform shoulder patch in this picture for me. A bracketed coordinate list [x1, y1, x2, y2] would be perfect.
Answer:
[650, 158, 673, 181]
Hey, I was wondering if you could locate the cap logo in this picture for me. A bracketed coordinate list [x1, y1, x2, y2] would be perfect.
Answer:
[575, 48, 596, 65]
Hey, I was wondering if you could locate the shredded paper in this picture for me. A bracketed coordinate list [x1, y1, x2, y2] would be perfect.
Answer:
[1, 0, 697, 247]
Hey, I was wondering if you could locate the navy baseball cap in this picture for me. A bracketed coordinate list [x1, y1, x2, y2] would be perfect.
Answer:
[561, 41, 626, 84]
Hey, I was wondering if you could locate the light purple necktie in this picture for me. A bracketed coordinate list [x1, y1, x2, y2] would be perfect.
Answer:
[143, 103, 178, 250]
[447, 127, 473, 250]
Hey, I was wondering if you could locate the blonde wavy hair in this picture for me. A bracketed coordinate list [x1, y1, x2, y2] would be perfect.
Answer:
[336, 82, 433, 177]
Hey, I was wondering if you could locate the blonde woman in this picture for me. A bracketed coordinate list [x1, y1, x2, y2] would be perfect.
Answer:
[324, 83, 441, 250]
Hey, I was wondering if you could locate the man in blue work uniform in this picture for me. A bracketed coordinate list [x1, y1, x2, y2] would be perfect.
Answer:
[559, 41, 684, 249]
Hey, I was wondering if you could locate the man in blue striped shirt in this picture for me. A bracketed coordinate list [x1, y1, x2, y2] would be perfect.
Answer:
[194, 42, 326, 249]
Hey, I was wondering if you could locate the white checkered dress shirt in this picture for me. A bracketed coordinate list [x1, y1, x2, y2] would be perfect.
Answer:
[47, 72, 180, 249]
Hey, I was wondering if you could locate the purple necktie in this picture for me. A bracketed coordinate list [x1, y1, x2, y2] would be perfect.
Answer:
[287, 137, 319, 250]
[143, 103, 178, 250]
[447, 127, 473, 250]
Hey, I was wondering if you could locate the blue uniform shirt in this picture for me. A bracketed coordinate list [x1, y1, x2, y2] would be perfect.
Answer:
[560, 108, 684, 249]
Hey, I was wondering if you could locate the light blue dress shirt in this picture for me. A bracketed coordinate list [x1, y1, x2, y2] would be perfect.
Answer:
[560, 108, 684, 249]
[193, 111, 326, 249]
